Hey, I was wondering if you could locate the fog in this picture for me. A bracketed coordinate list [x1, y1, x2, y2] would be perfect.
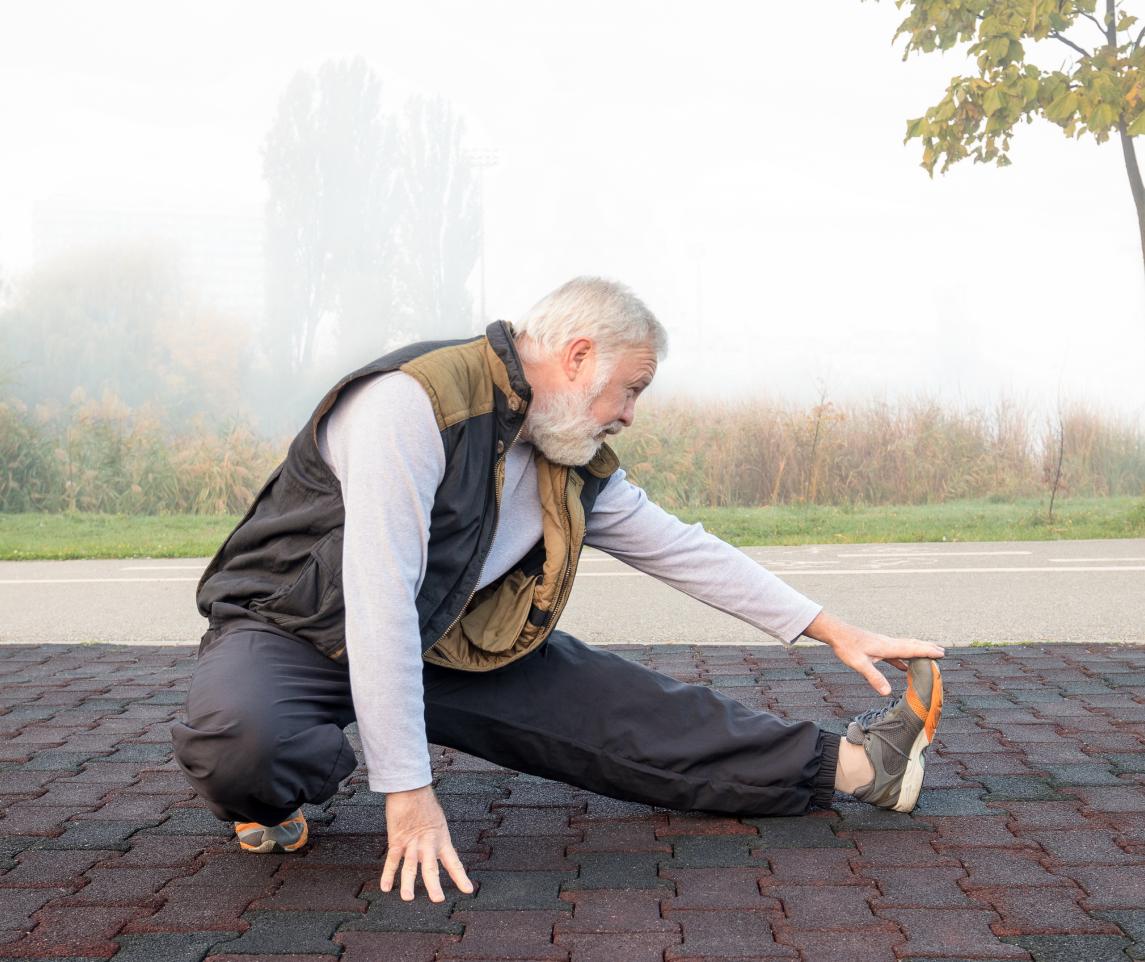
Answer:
[2, 0, 1143, 436]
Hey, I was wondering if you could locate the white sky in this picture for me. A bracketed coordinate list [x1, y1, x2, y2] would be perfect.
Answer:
[2, 0, 1143, 423]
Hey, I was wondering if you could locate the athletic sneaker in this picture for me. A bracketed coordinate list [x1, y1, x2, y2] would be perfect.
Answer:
[846, 658, 943, 813]
[234, 807, 309, 853]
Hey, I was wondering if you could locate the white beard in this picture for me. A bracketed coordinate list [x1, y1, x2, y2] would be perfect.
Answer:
[523, 369, 622, 467]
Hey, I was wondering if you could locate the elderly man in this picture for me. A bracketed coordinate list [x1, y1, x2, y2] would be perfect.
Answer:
[171, 276, 944, 904]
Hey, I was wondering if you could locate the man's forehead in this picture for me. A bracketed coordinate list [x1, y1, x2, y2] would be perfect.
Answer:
[613, 345, 658, 379]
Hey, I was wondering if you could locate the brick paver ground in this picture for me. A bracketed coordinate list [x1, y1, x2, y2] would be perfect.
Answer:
[2, 642, 1144, 961]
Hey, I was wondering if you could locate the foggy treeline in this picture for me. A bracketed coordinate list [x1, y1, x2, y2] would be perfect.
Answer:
[1, 56, 1143, 517]
[0, 57, 480, 438]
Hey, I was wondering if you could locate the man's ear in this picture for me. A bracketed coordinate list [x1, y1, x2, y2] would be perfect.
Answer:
[562, 337, 594, 383]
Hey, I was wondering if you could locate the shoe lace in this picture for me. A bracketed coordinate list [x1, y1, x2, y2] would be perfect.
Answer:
[848, 698, 911, 761]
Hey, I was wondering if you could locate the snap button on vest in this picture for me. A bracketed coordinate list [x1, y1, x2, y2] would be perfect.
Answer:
[496, 440, 505, 454]
[508, 396, 521, 411]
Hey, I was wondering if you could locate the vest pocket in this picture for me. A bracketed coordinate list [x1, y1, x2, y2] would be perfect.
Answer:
[459, 568, 538, 654]
[248, 528, 344, 645]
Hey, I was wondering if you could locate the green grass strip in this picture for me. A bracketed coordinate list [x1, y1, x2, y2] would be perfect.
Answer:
[1, 496, 1142, 560]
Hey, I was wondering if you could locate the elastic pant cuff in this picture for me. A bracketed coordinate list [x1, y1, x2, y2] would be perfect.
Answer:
[811, 729, 840, 809]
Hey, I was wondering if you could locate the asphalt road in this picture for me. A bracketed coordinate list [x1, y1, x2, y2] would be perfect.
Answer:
[1, 538, 1142, 646]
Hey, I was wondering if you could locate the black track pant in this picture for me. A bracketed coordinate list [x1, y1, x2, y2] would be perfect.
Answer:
[169, 625, 840, 826]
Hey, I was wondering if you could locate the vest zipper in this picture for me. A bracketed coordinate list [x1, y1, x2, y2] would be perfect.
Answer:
[429, 421, 525, 650]
[545, 476, 578, 629]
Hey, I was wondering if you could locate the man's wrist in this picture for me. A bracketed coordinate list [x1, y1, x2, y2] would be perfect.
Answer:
[801, 610, 851, 648]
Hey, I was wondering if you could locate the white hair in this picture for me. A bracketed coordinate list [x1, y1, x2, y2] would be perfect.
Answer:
[514, 276, 668, 365]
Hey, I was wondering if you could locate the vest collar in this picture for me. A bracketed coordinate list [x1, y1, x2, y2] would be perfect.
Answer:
[485, 320, 533, 416]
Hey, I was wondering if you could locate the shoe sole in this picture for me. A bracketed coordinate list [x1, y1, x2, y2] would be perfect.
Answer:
[236, 818, 309, 854]
[893, 661, 944, 813]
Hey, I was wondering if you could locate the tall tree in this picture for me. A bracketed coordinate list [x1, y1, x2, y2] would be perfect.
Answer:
[262, 58, 401, 379]
[397, 95, 481, 340]
[873, 0, 1145, 281]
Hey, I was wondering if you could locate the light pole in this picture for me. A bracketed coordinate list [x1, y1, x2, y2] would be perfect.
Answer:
[464, 148, 499, 326]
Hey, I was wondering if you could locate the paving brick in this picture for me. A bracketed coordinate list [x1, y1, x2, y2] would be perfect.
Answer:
[661, 867, 777, 910]
[660, 814, 758, 836]
[119, 887, 258, 934]
[867, 865, 981, 908]
[466, 870, 573, 910]
[111, 931, 239, 962]
[554, 889, 677, 934]
[913, 789, 995, 816]
[1002, 801, 1092, 831]
[140, 807, 231, 837]
[775, 927, 904, 962]
[208, 954, 338, 962]
[212, 911, 359, 955]
[292, 834, 387, 867]
[0, 888, 57, 929]
[573, 792, 660, 821]
[0, 904, 148, 957]
[557, 932, 681, 962]
[1000, 934, 1133, 962]
[72, 793, 184, 822]
[929, 815, 1035, 850]
[764, 848, 860, 884]
[974, 885, 1121, 937]
[1051, 864, 1145, 910]
[566, 818, 671, 854]
[32, 818, 141, 851]
[339, 886, 466, 934]
[438, 910, 569, 960]
[561, 852, 670, 892]
[474, 836, 575, 872]
[877, 907, 1029, 959]
[483, 808, 581, 838]
[957, 753, 1043, 776]
[660, 835, 769, 868]
[108, 834, 216, 868]
[1069, 787, 1145, 814]
[980, 776, 1066, 801]
[746, 816, 852, 849]
[246, 865, 370, 913]
[1024, 829, 1142, 864]
[848, 831, 952, 867]
[56, 866, 189, 906]
[831, 802, 935, 833]
[0, 802, 94, 835]
[772, 882, 885, 930]
[663, 908, 796, 958]
[335, 930, 460, 962]
[954, 847, 1072, 889]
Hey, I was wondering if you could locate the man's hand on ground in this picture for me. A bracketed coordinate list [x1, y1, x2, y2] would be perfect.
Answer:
[802, 610, 945, 695]
[380, 784, 474, 902]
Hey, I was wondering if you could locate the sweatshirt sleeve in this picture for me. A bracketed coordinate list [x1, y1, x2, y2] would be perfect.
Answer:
[584, 468, 823, 645]
[318, 371, 446, 793]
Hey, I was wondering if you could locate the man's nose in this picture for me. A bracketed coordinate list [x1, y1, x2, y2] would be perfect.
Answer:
[618, 399, 636, 427]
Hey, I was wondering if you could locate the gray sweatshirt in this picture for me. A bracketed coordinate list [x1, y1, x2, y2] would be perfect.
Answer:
[316, 370, 823, 793]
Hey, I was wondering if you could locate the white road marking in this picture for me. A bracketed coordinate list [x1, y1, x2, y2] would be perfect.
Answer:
[1050, 558, 1145, 563]
[0, 577, 200, 584]
[7, 565, 1144, 587]
[120, 565, 205, 570]
[836, 550, 1033, 557]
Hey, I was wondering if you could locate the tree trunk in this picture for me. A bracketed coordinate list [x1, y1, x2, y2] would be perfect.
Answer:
[1119, 126, 1145, 286]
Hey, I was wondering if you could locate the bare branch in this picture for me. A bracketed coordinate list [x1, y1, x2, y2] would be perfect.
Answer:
[1136, 24, 1145, 48]
[1050, 31, 1092, 57]
[1080, 10, 1108, 38]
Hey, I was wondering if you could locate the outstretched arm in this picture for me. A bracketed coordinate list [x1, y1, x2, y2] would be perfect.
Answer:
[585, 469, 943, 688]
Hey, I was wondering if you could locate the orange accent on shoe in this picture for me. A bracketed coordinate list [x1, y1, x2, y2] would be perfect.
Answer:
[924, 662, 943, 741]
[904, 685, 928, 727]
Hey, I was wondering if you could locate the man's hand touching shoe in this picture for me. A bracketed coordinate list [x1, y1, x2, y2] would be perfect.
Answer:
[380, 784, 474, 902]
[802, 610, 944, 695]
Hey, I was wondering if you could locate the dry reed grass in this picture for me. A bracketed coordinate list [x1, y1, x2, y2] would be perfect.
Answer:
[1, 389, 1141, 513]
